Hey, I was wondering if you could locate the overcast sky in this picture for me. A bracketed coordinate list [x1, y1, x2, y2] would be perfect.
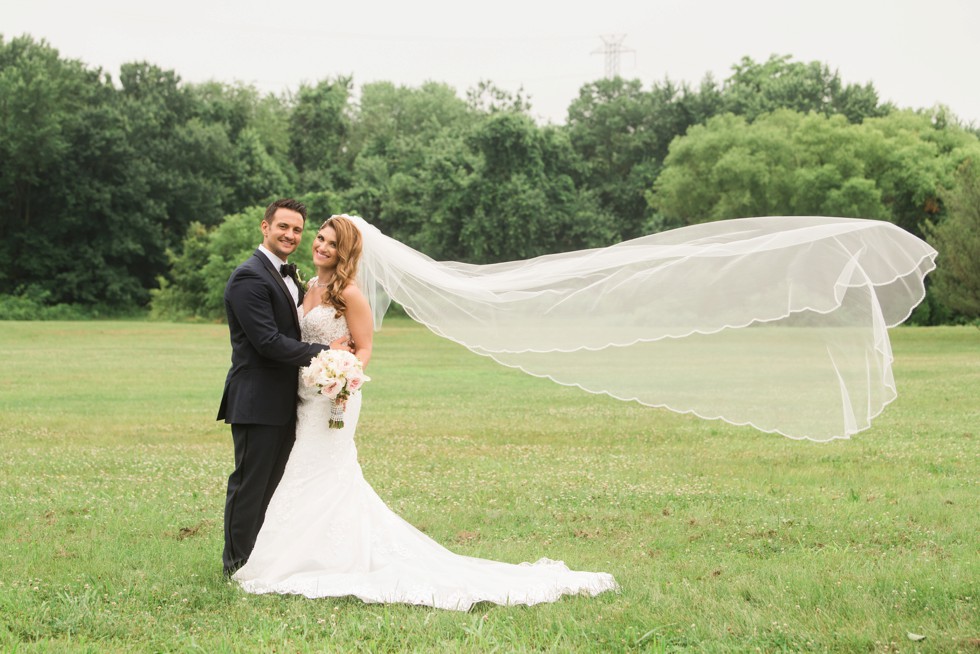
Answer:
[3, 0, 978, 126]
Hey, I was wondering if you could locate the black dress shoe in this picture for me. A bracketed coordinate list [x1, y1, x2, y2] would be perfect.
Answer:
[223, 561, 245, 578]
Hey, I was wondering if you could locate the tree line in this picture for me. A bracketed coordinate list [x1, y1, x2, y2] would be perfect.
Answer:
[1, 35, 977, 322]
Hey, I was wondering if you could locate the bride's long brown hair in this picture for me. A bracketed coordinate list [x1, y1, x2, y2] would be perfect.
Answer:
[316, 215, 362, 317]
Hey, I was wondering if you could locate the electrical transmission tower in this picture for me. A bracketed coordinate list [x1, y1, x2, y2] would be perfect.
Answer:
[591, 34, 634, 79]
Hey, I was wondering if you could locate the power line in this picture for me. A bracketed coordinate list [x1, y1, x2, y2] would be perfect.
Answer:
[591, 34, 634, 79]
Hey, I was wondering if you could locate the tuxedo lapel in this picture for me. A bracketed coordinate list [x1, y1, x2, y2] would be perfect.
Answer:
[253, 250, 301, 332]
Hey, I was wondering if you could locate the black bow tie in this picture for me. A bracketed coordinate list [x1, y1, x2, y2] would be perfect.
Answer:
[279, 263, 298, 281]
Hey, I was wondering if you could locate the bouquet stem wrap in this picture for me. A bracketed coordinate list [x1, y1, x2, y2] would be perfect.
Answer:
[329, 394, 348, 429]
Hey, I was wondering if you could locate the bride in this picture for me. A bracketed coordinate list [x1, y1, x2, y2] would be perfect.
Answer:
[232, 215, 619, 610]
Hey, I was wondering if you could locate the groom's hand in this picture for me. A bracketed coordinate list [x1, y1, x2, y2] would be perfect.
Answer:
[330, 335, 354, 352]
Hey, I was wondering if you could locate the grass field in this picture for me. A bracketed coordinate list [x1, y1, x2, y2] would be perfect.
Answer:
[0, 319, 976, 653]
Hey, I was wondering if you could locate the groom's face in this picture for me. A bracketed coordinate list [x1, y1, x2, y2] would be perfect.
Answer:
[261, 208, 305, 260]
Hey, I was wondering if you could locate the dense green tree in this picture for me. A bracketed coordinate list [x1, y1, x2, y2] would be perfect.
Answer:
[47, 93, 164, 305]
[407, 136, 478, 259]
[0, 39, 300, 309]
[566, 77, 723, 239]
[351, 81, 472, 158]
[348, 105, 613, 263]
[343, 81, 475, 235]
[455, 112, 616, 262]
[722, 54, 891, 123]
[566, 55, 891, 238]
[0, 37, 71, 238]
[191, 81, 262, 141]
[113, 65, 298, 299]
[190, 81, 296, 207]
[651, 109, 980, 234]
[342, 83, 476, 260]
[925, 160, 980, 318]
[0, 36, 162, 305]
[289, 77, 353, 192]
[117, 61, 231, 245]
[231, 127, 292, 209]
[149, 222, 212, 318]
[859, 108, 980, 235]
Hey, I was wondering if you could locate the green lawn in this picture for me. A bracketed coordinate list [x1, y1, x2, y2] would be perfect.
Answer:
[0, 320, 976, 652]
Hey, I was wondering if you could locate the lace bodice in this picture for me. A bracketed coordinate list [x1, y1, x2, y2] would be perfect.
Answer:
[297, 303, 352, 405]
[299, 304, 348, 346]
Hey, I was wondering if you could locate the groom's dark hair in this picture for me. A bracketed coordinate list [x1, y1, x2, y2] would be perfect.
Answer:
[264, 198, 308, 222]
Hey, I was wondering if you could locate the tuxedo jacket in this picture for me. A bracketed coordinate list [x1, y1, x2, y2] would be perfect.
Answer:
[217, 250, 327, 426]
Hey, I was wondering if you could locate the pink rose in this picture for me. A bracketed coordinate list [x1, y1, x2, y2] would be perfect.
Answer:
[319, 378, 342, 399]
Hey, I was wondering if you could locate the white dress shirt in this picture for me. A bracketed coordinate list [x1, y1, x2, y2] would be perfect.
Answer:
[258, 244, 300, 307]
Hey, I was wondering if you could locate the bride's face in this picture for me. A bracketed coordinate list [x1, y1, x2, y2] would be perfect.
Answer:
[313, 225, 339, 271]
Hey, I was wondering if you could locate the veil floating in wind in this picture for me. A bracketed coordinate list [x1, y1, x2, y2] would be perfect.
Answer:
[346, 215, 936, 442]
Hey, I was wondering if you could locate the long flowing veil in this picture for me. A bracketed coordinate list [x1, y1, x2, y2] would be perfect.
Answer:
[347, 215, 937, 442]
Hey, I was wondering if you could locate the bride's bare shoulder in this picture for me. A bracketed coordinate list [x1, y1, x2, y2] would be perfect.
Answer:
[341, 282, 366, 302]
[341, 283, 372, 322]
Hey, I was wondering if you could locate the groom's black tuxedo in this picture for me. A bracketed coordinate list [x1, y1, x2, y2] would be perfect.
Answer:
[217, 250, 325, 425]
[218, 249, 328, 574]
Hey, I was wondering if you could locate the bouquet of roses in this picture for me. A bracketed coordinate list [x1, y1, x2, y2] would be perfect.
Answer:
[301, 350, 370, 429]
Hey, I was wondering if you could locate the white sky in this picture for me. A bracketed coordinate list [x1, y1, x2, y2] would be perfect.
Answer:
[3, 0, 978, 127]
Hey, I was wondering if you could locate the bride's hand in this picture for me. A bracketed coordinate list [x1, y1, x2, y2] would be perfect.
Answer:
[329, 335, 354, 352]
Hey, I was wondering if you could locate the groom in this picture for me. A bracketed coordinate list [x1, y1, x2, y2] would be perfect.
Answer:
[217, 198, 350, 576]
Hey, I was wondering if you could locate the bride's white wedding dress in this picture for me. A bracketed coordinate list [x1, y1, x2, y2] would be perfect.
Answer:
[233, 304, 618, 610]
